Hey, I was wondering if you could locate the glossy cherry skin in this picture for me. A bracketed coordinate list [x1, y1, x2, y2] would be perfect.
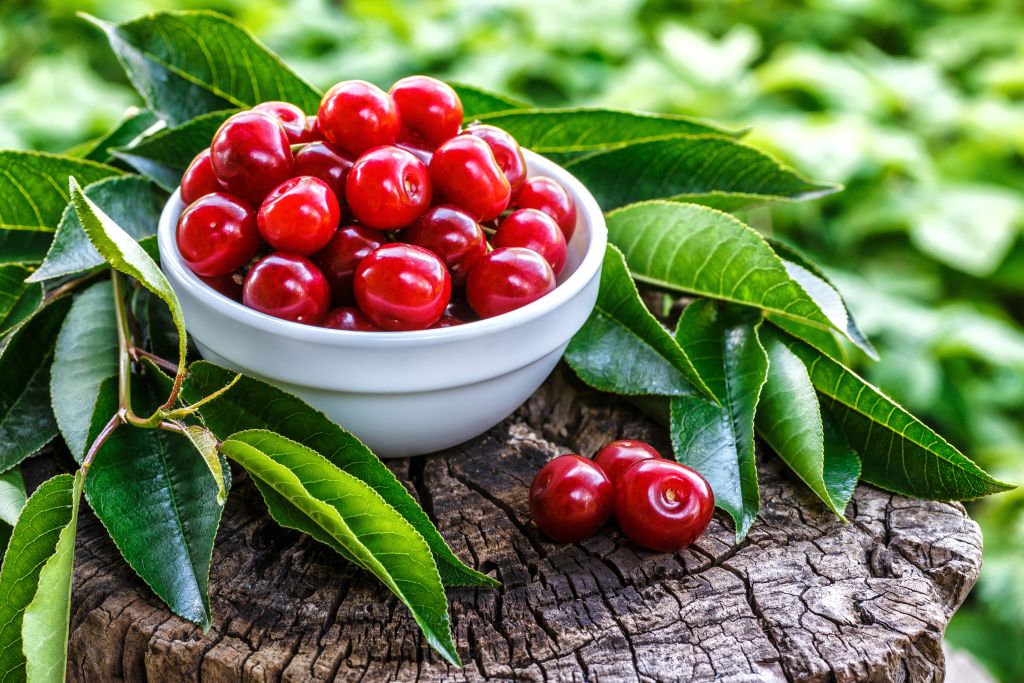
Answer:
[430, 314, 464, 328]
[318, 80, 401, 156]
[593, 440, 662, 485]
[257, 176, 340, 255]
[243, 253, 331, 325]
[299, 115, 324, 143]
[180, 148, 225, 205]
[614, 460, 714, 552]
[529, 454, 613, 543]
[293, 141, 354, 215]
[176, 192, 261, 277]
[389, 75, 463, 149]
[353, 244, 451, 330]
[514, 176, 577, 241]
[210, 110, 294, 205]
[464, 124, 527, 193]
[322, 306, 381, 331]
[312, 224, 384, 301]
[493, 208, 567, 275]
[199, 273, 243, 301]
[404, 205, 487, 287]
[346, 146, 431, 230]
[466, 247, 556, 319]
[429, 135, 511, 222]
[252, 101, 308, 143]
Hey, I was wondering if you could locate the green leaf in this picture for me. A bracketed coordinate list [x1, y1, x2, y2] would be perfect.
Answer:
[565, 245, 712, 398]
[0, 473, 80, 683]
[670, 301, 767, 541]
[180, 361, 495, 588]
[755, 326, 853, 517]
[51, 281, 118, 461]
[450, 82, 528, 119]
[0, 151, 122, 265]
[22, 473, 82, 683]
[0, 468, 26, 527]
[782, 334, 1014, 500]
[767, 239, 877, 360]
[84, 10, 321, 125]
[473, 108, 734, 152]
[562, 136, 838, 211]
[68, 177, 186, 398]
[221, 430, 460, 666]
[182, 425, 228, 506]
[73, 108, 160, 165]
[606, 202, 852, 340]
[30, 176, 166, 284]
[0, 265, 43, 337]
[0, 298, 71, 473]
[85, 377, 223, 629]
[112, 110, 238, 191]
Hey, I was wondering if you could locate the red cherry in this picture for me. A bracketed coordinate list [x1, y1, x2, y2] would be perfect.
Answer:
[318, 80, 400, 156]
[293, 141, 354, 214]
[389, 75, 463, 149]
[354, 244, 451, 331]
[514, 176, 577, 241]
[180, 148, 225, 205]
[429, 135, 510, 222]
[529, 454, 612, 543]
[463, 125, 526, 193]
[430, 314, 464, 329]
[257, 176, 340, 255]
[614, 460, 714, 552]
[199, 273, 243, 301]
[252, 101, 308, 143]
[593, 440, 662, 485]
[243, 253, 331, 325]
[176, 192, 260, 277]
[322, 306, 381, 331]
[396, 141, 433, 166]
[312, 224, 384, 302]
[299, 115, 324, 143]
[210, 111, 294, 205]
[404, 205, 487, 287]
[466, 247, 555, 319]
[346, 146, 431, 230]
[493, 208, 567, 275]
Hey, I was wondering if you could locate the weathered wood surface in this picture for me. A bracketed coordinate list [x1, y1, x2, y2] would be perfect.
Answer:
[57, 367, 982, 682]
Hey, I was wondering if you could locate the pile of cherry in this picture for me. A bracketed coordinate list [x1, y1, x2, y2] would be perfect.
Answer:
[175, 75, 577, 331]
[530, 441, 714, 551]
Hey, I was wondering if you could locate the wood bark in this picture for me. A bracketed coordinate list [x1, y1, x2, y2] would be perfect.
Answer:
[53, 367, 981, 682]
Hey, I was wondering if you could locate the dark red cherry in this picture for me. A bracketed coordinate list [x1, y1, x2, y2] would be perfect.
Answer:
[389, 76, 463, 149]
[293, 141, 354, 216]
[242, 253, 331, 325]
[199, 273, 243, 301]
[345, 146, 431, 230]
[404, 205, 487, 287]
[318, 80, 401, 156]
[430, 314, 464, 328]
[322, 306, 381, 331]
[180, 148, 225, 205]
[529, 454, 613, 543]
[466, 247, 555, 319]
[210, 110, 294, 204]
[353, 244, 451, 331]
[514, 176, 577, 241]
[614, 460, 714, 552]
[464, 124, 526, 193]
[429, 135, 511, 222]
[493, 208, 567, 275]
[312, 224, 384, 301]
[257, 176, 340, 255]
[593, 440, 662, 486]
[176, 192, 260, 277]
[252, 101, 308, 143]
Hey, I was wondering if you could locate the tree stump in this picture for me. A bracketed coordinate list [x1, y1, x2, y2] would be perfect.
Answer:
[59, 366, 981, 682]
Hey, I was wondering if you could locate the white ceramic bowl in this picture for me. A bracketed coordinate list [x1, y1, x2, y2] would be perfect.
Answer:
[158, 150, 606, 457]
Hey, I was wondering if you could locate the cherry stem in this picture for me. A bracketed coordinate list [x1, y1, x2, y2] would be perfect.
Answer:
[130, 347, 180, 376]
[81, 412, 122, 473]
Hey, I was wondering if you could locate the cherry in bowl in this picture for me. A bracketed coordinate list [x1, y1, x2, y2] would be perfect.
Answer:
[175, 192, 260, 277]
[243, 253, 331, 326]
[257, 176, 340, 255]
[346, 146, 431, 230]
[466, 247, 556, 319]
[210, 110, 294, 205]
[354, 243, 451, 331]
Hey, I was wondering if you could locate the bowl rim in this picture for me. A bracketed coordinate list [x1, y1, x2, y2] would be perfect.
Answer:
[158, 148, 607, 348]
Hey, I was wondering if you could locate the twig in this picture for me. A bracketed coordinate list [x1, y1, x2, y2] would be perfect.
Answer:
[82, 412, 123, 472]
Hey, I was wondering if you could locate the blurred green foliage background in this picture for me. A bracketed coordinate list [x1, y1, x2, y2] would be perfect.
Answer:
[3, 0, 1022, 677]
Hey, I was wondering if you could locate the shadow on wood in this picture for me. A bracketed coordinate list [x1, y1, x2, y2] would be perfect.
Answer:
[56, 366, 980, 682]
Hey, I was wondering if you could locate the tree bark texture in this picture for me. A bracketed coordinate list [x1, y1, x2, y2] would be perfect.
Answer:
[56, 367, 982, 682]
